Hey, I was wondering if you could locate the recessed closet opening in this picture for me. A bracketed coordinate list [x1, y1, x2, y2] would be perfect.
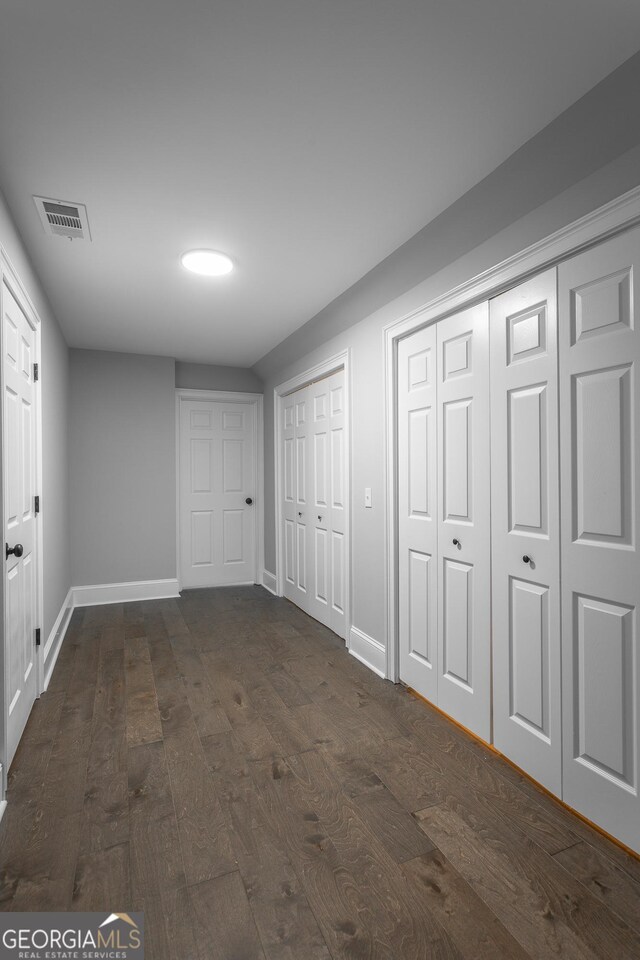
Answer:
[274, 352, 351, 642]
[386, 203, 640, 855]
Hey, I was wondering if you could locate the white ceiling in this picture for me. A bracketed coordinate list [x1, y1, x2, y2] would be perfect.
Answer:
[1, 2, 639, 367]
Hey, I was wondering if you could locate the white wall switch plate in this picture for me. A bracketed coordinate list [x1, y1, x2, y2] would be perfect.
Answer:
[364, 487, 372, 508]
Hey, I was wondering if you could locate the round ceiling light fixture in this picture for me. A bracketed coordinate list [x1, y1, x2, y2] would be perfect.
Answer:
[181, 249, 234, 277]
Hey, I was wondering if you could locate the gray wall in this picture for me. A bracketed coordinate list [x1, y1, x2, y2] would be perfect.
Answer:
[253, 55, 640, 650]
[175, 361, 262, 394]
[0, 189, 71, 648]
[69, 349, 176, 586]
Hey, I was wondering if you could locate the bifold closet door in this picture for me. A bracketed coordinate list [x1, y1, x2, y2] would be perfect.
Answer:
[307, 371, 347, 638]
[398, 324, 438, 701]
[559, 227, 640, 853]
[283, 387, 310, 611]
[490, 269, 562, 794]
[282, 370, 346, 637]
[436, 303, 491, 741]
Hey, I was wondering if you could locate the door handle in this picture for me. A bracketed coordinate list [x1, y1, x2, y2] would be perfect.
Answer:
[245, 497, 253, 505]
[452, 538, 461, 547]
[298, 512, 303, 518]
[6, 543, 23, 560]
[523, 555, 532, 565]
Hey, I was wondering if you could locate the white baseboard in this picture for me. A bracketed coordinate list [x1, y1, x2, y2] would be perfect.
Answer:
[72, 578, 181, 608]
[262, 569, 277, 596]
[43, 587, 74, 691]
[348, 626, 386, 678]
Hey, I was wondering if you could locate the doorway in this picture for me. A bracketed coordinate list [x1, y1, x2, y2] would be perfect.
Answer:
[1, 260, 43, 772]
[275, 352, 350, 640]
[176, 390, 263, 589]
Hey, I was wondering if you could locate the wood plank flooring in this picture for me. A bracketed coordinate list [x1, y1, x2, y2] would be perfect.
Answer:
[1, 585, 639, 959]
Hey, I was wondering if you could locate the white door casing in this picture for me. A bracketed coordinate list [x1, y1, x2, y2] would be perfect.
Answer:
[436, 302, 491, 742]
[559, 226, 640, 853]
[490, 269, 562, 794]
[178, 393, 258, 588]
[397, 324, 438, 701]
[3, 279, 39, 767]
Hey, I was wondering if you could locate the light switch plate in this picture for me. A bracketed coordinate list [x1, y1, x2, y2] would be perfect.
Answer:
[364, 487, 372, 508]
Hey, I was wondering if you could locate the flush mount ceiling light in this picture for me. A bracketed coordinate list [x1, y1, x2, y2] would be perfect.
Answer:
[181, 249, 234, 277]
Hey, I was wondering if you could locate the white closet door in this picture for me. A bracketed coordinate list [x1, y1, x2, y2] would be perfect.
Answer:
[398, 325, 438, 701]
[490, 270, 562, 793]
[282, 392, 299, 604]
[437, 303, 491, 741]
[283, 387, 310, 611]
[308, 370, 346, 638]
[179, 399, 256, 588]
[559, 227, 640, 853]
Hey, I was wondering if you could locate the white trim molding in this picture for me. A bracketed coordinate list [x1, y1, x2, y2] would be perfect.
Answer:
[72, 578, 180, 608]
[273, 349, 352, 639]
[175, 388, 264, 590]
[43, 587, 74, 691]
[262, 569, 277, 595]
[349, 626, 386, 679]
[384, 183, 640, 684]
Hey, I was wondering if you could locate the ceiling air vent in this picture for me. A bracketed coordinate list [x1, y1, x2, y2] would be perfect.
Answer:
[33, 196, 91, 241]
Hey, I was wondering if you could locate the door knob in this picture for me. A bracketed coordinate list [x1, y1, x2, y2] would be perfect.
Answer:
[317, 515, 323, 522]
[6, 543, 23, 560]
[298, 512, 303, 517]
[452, 538, 461, 547]
[523, 555, 532, 564]
[245, 497, 253, 505]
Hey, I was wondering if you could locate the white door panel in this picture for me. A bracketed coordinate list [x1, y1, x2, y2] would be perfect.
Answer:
[559, 227, 640, 853]
[490, 269, 562, 794]
[3, 281, 39, 767]
[283, 386, 309, 610]
[179, 398, 256, 587]
[398, 325, 438, 701]
[437, 303, 491, 741]
[280, 370, 346, 638]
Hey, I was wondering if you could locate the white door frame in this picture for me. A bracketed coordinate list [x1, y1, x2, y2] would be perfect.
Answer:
[384, 184, 640, 683]
[0, 246, 44, 786]
[175, 389, 264, 590]
[274, 349, 351, 638]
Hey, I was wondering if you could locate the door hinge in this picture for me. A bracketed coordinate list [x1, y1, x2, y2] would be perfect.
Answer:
[33, 362, 39, 382]
[35, 495, 40, 515]
[35, 627, 41, 647]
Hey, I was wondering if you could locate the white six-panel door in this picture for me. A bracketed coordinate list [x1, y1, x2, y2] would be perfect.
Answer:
[179, 398, 256, 588]
[490, 269, 562, 793]
[3, 280, 39, 767]
[559, 227, 640, 852]
[283, 386, 310, 611]
[308, 372, 346, 637]
[281, 370, 346, 638]
[398, 324, 438, 700]
[436, 303, 491, 741]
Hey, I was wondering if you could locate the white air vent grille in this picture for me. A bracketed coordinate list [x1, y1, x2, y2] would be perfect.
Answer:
[33, 196, 91, 241]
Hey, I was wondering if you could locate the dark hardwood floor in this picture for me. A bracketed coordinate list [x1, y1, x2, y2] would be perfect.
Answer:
[1, 586, 639, 959]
